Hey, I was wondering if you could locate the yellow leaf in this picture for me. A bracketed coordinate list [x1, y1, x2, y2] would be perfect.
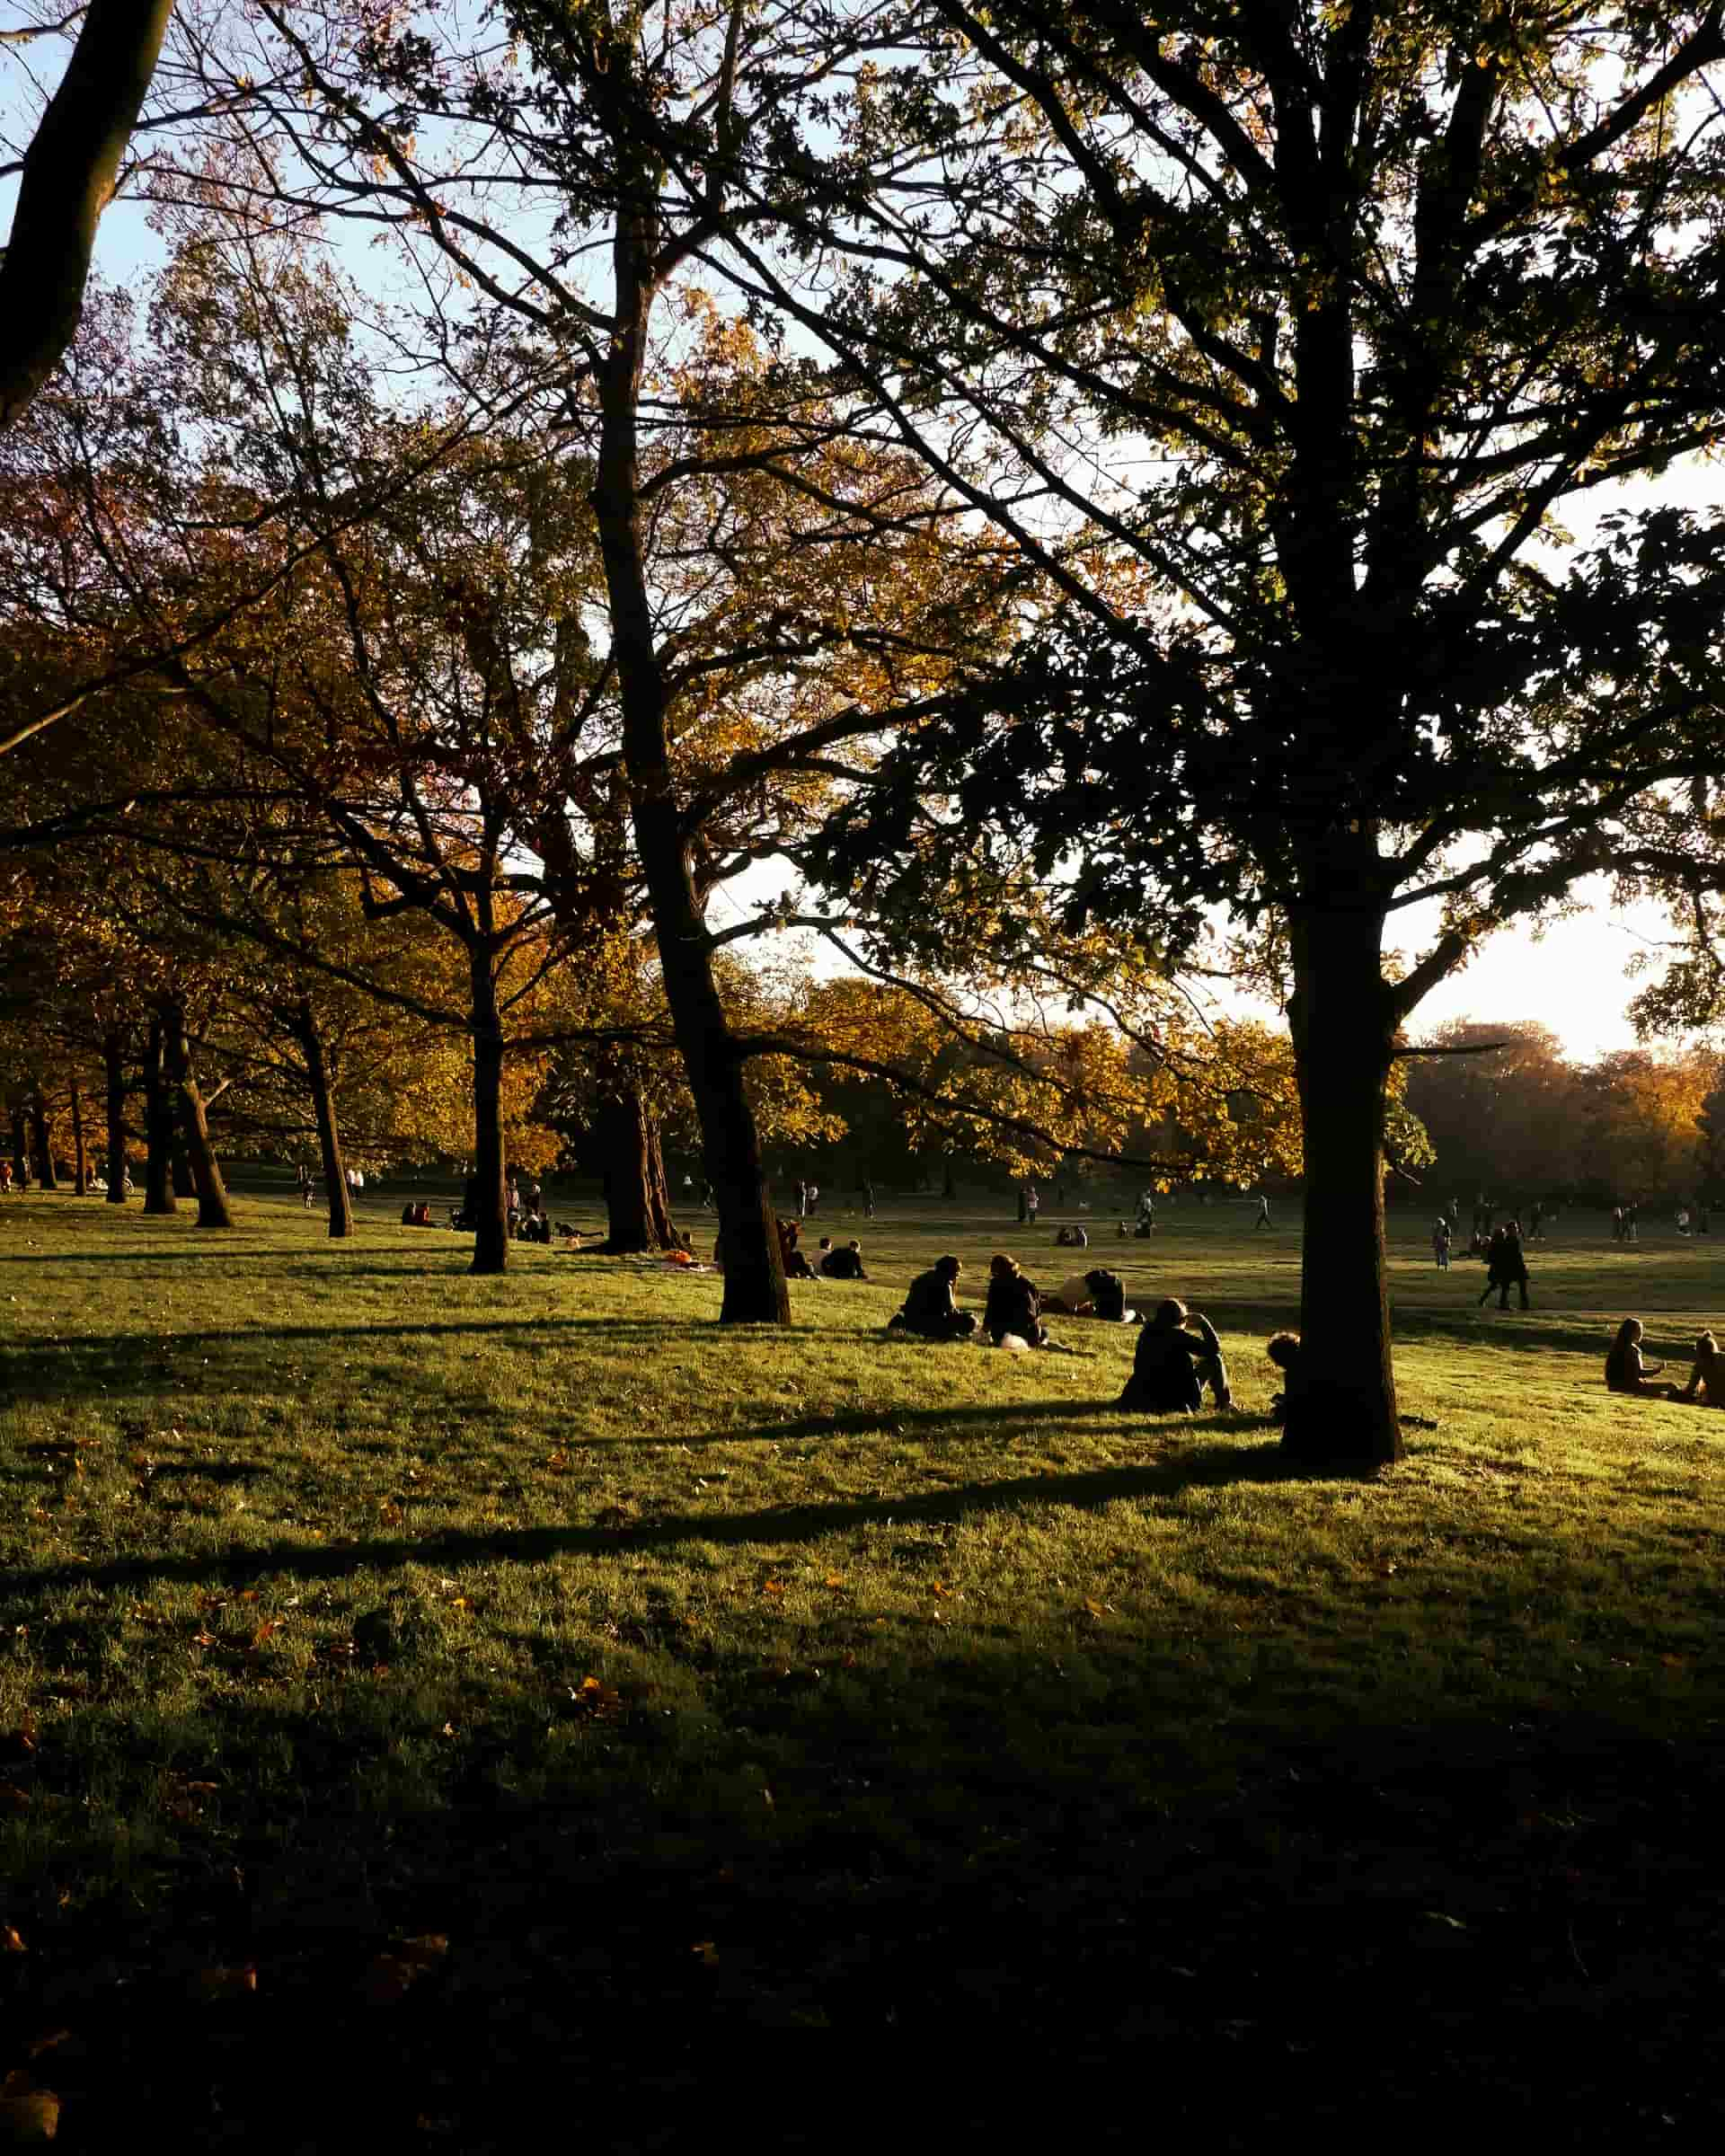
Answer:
[760, 1578, 786, 1596]
[1083, 1598, 1107, 1618]
[1, 1927, 24, 1954]
[824, 1576, 846, 1589]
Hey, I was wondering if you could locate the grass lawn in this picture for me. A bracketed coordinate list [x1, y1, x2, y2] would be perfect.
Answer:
[2, 1184, 1722, 2147]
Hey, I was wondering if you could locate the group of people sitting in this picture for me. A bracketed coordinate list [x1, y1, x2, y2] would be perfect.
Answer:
[1606, 1320, 1725, 1404]
[774, 1218, 869, 1281]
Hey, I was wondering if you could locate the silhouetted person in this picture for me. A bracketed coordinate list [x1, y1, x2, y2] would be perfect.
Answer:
[1479, 1224, 1530, 1310]
[1119, 1299, 1231, 1412]
[820, 1239, 867, 1280]
[1605, 1318, 1676, 1399]
[1680, 1330, 1725, 1406]
[983, 1254, 1046, 1347]
[890, 1255, 977, 1339]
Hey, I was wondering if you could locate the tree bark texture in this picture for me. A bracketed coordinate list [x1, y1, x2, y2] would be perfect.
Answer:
[1285, 899, 1402, 1469]
[9, 1107, 28, 1188]
[598, 1089, 678, 1252]
[595, 216, 788, 1323]
[70, 1079, 86, 1195]
[103, 1029, 127, 1202]
[296, 996, 352, 1240]
[29, 1091, 57, 1189]
[142, 1018, 176, 1214]
[468, 951, 509, 1275]
[163, 1000, 233, 1228]
[0, 0, 178, 430]
[170, 1142, 194, 1200]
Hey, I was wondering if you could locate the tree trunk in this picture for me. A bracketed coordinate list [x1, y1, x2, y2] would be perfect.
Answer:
[142, 1018, 176, 1214]
[1285, 901, 1402, 1469]
[29, 1091, 57, 1189]
[468, 950, 509, 1275]
[163, 1000, 233, 1229]
[171, 1142, 194, 1199]
[103, 1029, 127, 1203]
[598, 1088, 678, 1251]
[942, 1159, 958, 1200]
[595, 227, 787, 1323]
[296, 996, 352, 1240]
[9, 1107, 28, 1188]
[71, 1079, 87, 1195]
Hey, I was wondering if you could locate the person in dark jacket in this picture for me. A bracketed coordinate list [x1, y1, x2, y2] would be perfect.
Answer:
[1478, 1224, 1530, 1310]
[889, 1255, 976, 1339]
[820, 1238, 868, 1280]
[1119, 1299, 1232, 1411]
[983, 1254, 1046, 1346]
[1679, 1330, 1725, 1406]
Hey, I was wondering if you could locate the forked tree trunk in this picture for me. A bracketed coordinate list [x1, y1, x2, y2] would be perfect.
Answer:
[70, 1080, 86, 1195]
[1285, 900, 1402, 1469]
[29, 1091, 57, 1189]
[596, 219, 788, 1325]
[163, 1001, 233, 1229]
[598, 1088, 678, 1252]
[142, 1019, 176, 1214]
[103, 1030, 127, 1203]
[468, 951, 509, 1276]
[296, 996, 352, 1241]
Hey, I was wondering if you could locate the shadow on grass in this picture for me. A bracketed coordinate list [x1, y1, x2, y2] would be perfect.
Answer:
[0, 1436, 1298, 1603]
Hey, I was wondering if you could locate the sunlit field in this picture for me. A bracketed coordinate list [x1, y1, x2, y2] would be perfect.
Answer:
[2, 1182, 1721, 2147]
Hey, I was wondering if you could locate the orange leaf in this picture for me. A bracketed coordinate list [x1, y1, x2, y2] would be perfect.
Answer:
[1, 1926, 25, 1954]
[824, 1576, 846, 1589]
[760, 1578, 786, 1596]
[191, 1964, 257, 2001]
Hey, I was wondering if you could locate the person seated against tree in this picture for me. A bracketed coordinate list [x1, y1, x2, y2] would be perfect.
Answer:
[983, 1253, 1047, 1347]
[889, 1254, 977, 1339]
[1054, 1223, 1088, 1248]
[820, 1238, 868, 1280]
[1605, 1318, 1677, 1399]
[1119, 1299, 1232, 1412]
[520, 1202, 551, 1244]
[1679, 1330, 1725, 1406]
[1265, 1331, 1306, 1423]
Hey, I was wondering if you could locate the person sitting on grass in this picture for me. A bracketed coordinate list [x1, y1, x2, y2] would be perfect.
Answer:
[819, 1238, 868, 1280]
[1679, 1330, 1725, 1406]
[983, 1253, 1048, 1347]
[777, 1218, 816, 1279]
[1045, 1267, 1129, 1321]
[1054, 1223, 1088, 1248]
[1605, 1318, 1677, 1399]
[1119, 1298, 1232, 1412]
[889, 1254, 977, 1339]
[1265, 1331, 1306, 1422]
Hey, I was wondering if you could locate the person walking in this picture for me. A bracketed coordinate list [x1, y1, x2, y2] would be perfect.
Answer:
[1433, 1215, 1451, 1269]
[1253, 1193, 1271, 1229]
[1024, 1182, 1040, 1225]
[862, 1177, 876, 1221]
[1479, 1224, 1531, 1311]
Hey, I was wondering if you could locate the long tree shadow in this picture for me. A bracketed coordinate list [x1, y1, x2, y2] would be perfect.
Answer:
[0, 1438, 1300, 1604]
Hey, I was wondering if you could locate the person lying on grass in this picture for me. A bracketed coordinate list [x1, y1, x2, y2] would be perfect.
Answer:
[1605, 1318, 1679, 1400]
[1679, 1330, 1725, 1406]
[889, 1254, 977, 1339]
[1044, 1268, 1129, 1321]
[983, 1254, 1048, 1348]
[1119, 1298, 1233, 1412]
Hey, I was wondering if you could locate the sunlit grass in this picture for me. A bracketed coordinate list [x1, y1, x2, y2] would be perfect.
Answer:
[1, 1185, 1721, 2133]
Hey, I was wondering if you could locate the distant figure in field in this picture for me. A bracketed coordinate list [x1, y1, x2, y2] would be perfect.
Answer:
[820, 1238, 867, 1280]
[795, 1178, 808, 1218]
[1700, 1206, 1712, 1235]
[0, 1162, 10, 1193]
[806, 1181, 820, 1216]
[1254, 1194, 1271, 1229]
[1478, 1224, 1531, 1310]
[890, 1255, 977, 1340]
[1432, 1216, 1451, 1269]
[1679, 1330, 1725, 1406]
[1024, 1183, 1040, 1225]
[1676, 1205, 1692, 1236]
[1137, 1191, 1156, 1234]
[1119, 1299, 1232, 1413]
[1054, 1223, 1088, 1248]
[862, 1178, 876, 1220]
[1605, 1319, 1676, 1399]
[983, 1254, 1047, 1348]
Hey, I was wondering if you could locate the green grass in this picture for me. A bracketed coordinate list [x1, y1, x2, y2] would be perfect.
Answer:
[2, 1187, 1722, 2146]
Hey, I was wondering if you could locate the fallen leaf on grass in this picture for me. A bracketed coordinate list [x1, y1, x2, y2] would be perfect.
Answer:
[760, 1578, 786, 1597]
[0, 2072, 58, 2143]
[190, 1964, 257, 2001]
[824, 1576, 846, 1589]
[1, 1926, 24, 1954]
[1082, 1597, 1114, 1619]
[377, 1500, 404, 1527]
[568, 1676, 623, 1718]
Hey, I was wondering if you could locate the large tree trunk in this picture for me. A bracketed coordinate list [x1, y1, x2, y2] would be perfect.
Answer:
[142, 1018, 176, 1214]
[70, 1079, 87, 1195]
[468, 950, 509, 1276]
[9, 1106, 28, 1188]
[103, 1029, 128, 1203]
[296, 996, 352, 1241]
[29, 1090, 57, 1189]
[1285, 900, 1402, 1469]
[170, 1142, 194, 1199]
[163, 1000, 233, 1229]
[598, 1088, 678, 1252]
[595, 232, 786, 1323]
